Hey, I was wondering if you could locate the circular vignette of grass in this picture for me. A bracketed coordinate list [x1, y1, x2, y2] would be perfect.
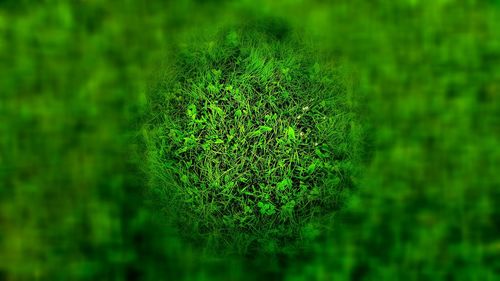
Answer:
[143, 18, 362, 255]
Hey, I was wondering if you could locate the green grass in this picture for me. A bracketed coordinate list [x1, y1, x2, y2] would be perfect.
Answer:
[144, 21, 361, 253]
[0, 0, 498, 280]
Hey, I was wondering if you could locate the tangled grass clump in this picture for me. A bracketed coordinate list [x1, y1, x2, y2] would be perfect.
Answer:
[144, 20, 361, 253]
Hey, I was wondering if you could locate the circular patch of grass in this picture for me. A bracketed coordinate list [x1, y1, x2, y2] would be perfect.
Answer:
[144, 19, 361, 254]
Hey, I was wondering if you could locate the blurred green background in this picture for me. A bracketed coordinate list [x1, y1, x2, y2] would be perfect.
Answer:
[0, 0, 498, 280]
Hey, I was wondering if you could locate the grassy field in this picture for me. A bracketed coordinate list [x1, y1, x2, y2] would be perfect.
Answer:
[1, 0, 498, 280]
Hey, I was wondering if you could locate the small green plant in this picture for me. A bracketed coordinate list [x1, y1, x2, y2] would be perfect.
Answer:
[144, 18, 361, 253]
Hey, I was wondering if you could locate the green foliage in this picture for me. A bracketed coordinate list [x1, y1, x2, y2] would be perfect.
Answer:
[1, 0, 498, 280]
[144, 21, 360, 253]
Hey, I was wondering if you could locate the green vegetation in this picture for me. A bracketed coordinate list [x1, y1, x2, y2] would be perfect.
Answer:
[0, 0, 498, 280]
[144, 22, 360, 252]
